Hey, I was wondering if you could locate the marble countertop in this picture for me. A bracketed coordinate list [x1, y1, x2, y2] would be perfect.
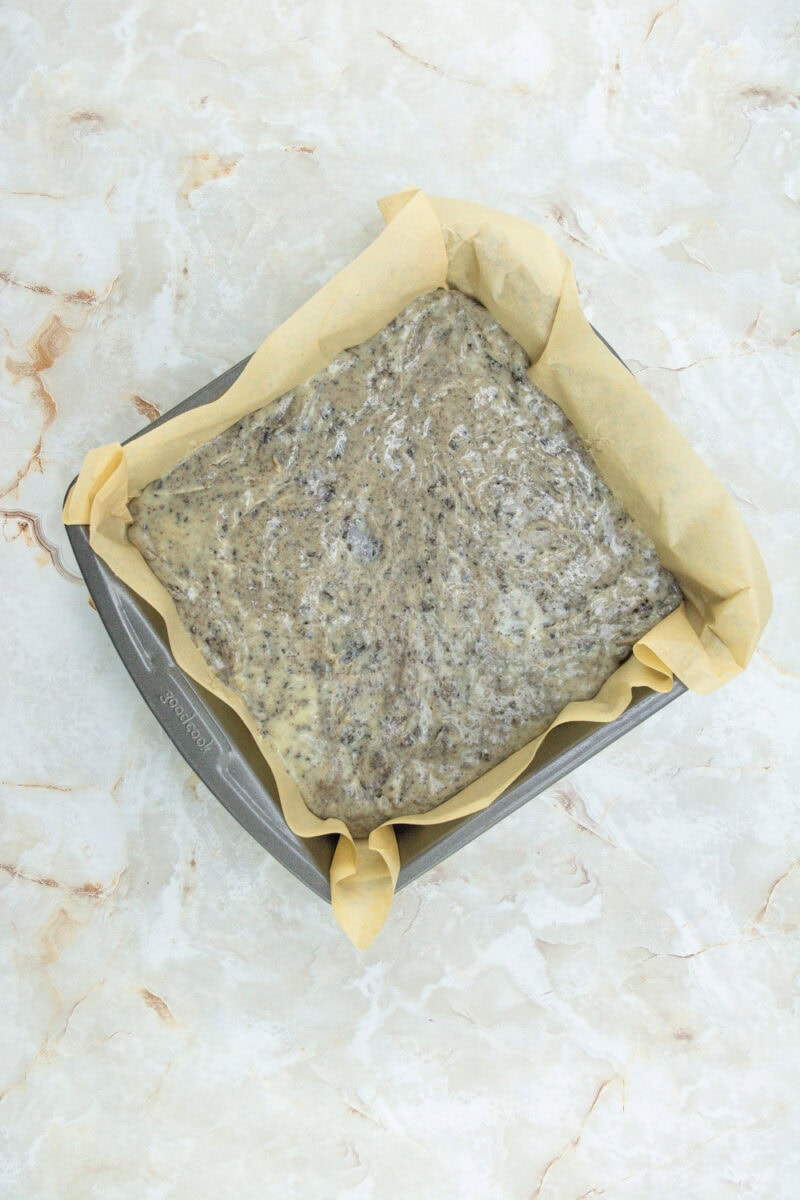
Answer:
[2, 2, 799, 1197]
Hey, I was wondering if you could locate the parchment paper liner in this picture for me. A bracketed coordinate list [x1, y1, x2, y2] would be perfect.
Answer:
[64, 189, 771, 948]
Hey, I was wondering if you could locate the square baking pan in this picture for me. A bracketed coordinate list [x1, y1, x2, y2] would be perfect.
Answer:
[64, 339, 685, 901]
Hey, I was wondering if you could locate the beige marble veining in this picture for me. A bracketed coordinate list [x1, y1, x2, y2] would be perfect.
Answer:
[1, 1, 799, 1197]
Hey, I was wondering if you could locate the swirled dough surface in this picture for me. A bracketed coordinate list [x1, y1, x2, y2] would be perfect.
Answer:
[129, 290, 682, 836]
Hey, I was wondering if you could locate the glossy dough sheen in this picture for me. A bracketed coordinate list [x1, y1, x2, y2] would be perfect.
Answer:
[129, 290, 682, 837]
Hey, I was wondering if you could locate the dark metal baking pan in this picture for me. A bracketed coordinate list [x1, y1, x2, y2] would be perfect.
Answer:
[64, 340, 685, 902]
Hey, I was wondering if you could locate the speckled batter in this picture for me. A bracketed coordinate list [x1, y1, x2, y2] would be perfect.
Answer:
[129, 290, 682, 836]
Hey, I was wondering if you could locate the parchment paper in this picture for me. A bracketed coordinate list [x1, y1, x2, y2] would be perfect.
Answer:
[64, 188, 771, 948]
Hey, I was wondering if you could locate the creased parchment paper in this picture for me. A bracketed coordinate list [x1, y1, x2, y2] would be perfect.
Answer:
[64, 188, 771, 948]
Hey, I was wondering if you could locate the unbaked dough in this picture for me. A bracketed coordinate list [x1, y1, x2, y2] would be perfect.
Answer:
[129, 290, 682, 836]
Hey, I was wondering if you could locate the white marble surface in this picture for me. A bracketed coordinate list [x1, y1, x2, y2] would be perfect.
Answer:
[2, 1, 799, 1196]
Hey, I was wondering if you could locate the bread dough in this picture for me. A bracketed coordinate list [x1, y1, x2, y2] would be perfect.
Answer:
[129, 290, 682, 836]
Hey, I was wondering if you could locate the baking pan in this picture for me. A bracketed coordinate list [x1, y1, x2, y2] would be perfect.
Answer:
[64, 338, 685, 901]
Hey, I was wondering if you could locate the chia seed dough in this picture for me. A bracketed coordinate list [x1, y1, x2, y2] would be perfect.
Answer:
[129, 290, 682, 837]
